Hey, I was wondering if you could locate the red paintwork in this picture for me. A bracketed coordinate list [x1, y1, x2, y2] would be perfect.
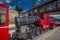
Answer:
[37, 13, 49, 28]
[50, 22, 57, 26]
[38, 18, 49, 29]
[0, 4, 9, 40]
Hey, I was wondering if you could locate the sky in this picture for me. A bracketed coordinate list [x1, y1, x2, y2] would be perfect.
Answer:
[0, 0, 46, 12]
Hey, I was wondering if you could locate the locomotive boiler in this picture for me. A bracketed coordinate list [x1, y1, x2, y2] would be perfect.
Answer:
[15, 16, 39, 28]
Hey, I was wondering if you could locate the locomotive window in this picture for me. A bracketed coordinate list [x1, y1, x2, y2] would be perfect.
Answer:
[0, 8, 6, 26]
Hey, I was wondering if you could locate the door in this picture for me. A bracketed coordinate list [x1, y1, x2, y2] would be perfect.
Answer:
[0, 4, 9, 40]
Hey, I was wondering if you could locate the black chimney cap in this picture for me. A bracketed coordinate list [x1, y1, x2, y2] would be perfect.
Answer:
[16, 6, 23, 11]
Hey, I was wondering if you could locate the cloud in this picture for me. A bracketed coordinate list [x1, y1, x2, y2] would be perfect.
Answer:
[5, 0, 11, 3]
[22, 10, 26, 13]
[38, 0, 41, 1]
[9, 6, 12, 9]
[9, 5, 16, 10]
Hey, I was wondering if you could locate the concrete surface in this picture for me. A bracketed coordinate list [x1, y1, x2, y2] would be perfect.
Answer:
[44, 27, 60, 40]
[33, 27, 60, 40]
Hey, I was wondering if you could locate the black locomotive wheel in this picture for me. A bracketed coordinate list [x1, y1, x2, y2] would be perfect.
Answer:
[49, 26, 54, 30]
[35, 27, 42, 36]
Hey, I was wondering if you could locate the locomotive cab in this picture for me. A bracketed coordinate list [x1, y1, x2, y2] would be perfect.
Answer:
[0, 4, 9, 40]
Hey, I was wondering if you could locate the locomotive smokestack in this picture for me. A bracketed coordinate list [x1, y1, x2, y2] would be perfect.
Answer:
[16, 6, 23, 16]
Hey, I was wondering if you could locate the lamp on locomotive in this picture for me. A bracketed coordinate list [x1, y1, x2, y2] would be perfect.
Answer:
[0, 4, 9, 40]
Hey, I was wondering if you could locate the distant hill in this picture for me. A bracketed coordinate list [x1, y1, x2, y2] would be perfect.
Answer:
[9, 10, 18, 14]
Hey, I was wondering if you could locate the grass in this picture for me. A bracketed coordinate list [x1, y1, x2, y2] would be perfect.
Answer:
[9, 20, 15, 24]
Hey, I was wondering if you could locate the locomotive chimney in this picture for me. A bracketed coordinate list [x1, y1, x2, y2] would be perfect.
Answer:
[16, 6, 23, 16]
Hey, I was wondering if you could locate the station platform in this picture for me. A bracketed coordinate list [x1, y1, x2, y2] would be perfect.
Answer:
[33, 27, 60, 40]
[42, 27, 60, 40]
